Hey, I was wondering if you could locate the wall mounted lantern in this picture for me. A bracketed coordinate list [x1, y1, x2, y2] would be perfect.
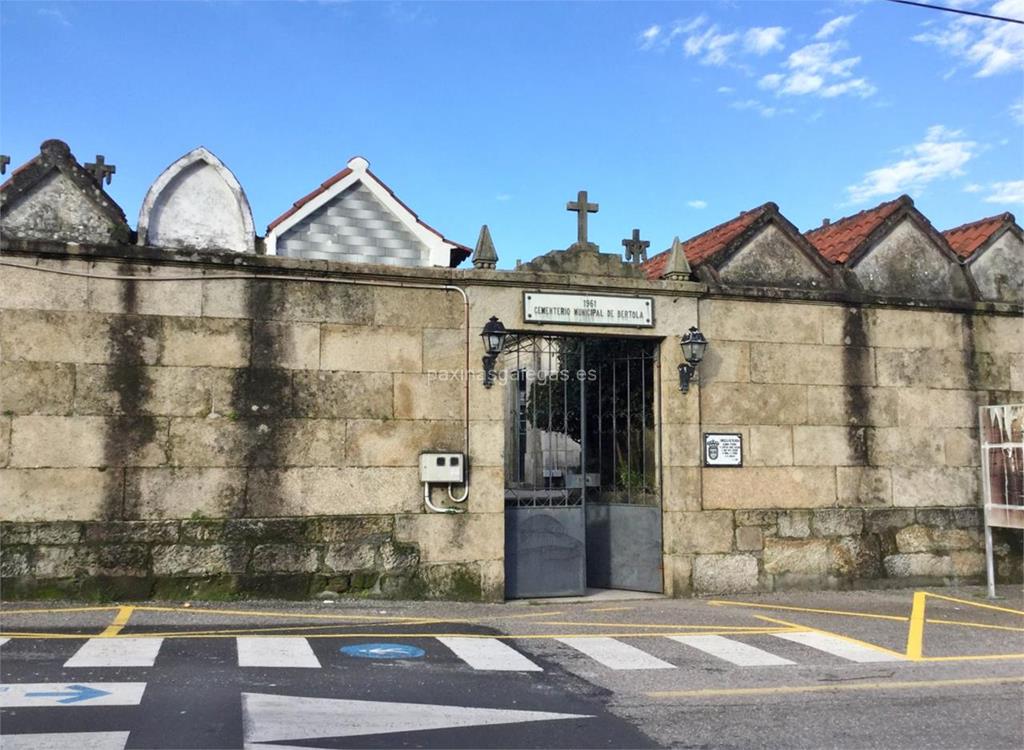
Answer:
[679, 326, 708, 393]
[481, 315, 508, 388]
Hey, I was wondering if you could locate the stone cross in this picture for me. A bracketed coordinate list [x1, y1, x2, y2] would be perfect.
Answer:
[0, 155, 9, 175]
[566, 190, 598, 247]
[622, 228, 650, 264]
[85, 155, 116, 185]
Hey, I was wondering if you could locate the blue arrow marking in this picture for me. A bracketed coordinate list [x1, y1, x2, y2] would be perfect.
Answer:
[26, 684, 111, 704]
[341, 643, 425, 660]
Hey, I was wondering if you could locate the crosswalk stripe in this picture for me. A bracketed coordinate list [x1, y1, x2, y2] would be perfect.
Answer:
[237, 637, 321, 668]
[0, 732, 130, 750]
[64, 637, 164, 668]
[773, 631, 905, 663]
[437, 637, 543, 671]
[556, 637, 675, 670]
[668, 635, 795, 666]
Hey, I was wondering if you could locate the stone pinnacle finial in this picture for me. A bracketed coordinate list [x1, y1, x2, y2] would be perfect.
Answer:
[661, 236, 691, 280]
[472, 224, 498, 269]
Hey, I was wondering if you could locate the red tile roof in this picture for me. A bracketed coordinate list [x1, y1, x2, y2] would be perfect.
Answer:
[266, 166, 353, 233]
[804, 196, 910, 264]
[942, 213, 1016, 260]
[642, 203, 775, 279]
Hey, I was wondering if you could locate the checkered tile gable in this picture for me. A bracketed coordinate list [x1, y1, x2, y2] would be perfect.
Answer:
[277, 181, 429, 266]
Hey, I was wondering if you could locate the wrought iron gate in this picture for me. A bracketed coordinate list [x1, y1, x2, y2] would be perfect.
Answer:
[503, 335, 661, 598]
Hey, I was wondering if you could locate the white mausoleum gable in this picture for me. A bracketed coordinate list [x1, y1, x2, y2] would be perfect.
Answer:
[137, 147, 255, 254]
[265, 156, 462, 268]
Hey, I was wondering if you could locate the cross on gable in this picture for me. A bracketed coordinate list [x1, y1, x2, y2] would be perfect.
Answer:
[85, 155, 116, 185]
[0, 155, 10, 175]
[566, 190, 598, 248]
[622, 228, 650, 264]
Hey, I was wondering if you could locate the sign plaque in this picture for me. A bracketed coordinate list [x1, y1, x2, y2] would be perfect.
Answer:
[704, 433, 742, 467]
[524, 292, 653, 328]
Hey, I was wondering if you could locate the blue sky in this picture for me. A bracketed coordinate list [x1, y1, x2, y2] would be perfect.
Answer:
[2, 1, 1022, 267]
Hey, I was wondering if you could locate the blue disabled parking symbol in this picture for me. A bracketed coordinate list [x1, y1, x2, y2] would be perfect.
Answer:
[340, 643, 425, 660]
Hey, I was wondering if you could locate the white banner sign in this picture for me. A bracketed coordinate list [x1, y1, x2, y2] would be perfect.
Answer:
[523, 292, 653, 327]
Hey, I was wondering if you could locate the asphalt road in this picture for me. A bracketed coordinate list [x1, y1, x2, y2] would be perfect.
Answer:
[1, 585, 1022, 749]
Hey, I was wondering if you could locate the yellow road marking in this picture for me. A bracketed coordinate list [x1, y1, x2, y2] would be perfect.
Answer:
[99, 606, 135, 638]
[586, 607, 635, 613]
[130, 605, 433, 622]
[906, 591, 926, 659]
[752, 614, 908, 659]
[647, 675, 1024, 699]
[921, 592, 1024, 617]
[0, 606, 120, 615]
[0, 627, 796, 640]
[918, 653, 1024, 662]
[710, 599, 907, 622]
[929, 619, 1024, 633]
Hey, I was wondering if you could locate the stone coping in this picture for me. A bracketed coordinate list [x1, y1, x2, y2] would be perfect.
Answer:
[2, 238, 1022, 315]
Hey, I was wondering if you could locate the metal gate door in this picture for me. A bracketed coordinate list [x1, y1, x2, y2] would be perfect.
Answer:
[503, 335, 661, 598]
[583, 341, 661, 592]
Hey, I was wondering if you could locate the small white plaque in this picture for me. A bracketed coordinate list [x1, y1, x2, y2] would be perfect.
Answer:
[704, 433, 742, 467]
[524, 292, 653, 328]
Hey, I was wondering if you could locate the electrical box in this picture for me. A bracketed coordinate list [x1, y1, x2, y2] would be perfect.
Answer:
[419, 453, 465, 483]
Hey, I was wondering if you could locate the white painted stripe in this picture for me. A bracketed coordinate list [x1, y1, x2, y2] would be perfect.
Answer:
[556, 637, 675, 670]
[0, 731, 130, 750]
[0, 637, 9, 648]
[773, 631, 905, 663]
[0, 683, 147, 708]
[437, 637, 542, 671]
[237, 637, 321, 668]
[64, 637, 163, 668]
[669, 635, 795, 667]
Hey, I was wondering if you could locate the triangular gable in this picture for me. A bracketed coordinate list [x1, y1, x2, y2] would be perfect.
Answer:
[0, 139, 129, 245]
[806, 196, 974, 301]
[265, 156, 469, 267]
[137, 146, 255, 253]
[943, 212, 1020, 262]
[643, 202, 835, 289]
[945, 213, 1024, 304]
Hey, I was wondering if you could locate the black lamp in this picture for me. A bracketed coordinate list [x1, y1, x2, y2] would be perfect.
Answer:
[678, 325, 708, 393]
[481, 316, 508, 388]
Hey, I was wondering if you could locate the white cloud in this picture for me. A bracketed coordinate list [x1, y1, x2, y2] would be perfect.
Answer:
[760, 39, 875, 98]
[639, 24, 661, 51]
[687, 200, 708, 209]
[1011, 97, 1024, 124]
[684, 24, 739, 66]
[496, 194, 512, 202]
[964, 183, 984, 192]
[744, 26, 786, 54]
[730, 98, 780, 118]
[815, 15, 855, 40]
[913, 0, 1024, 77]
[985, 180, 1024, 203]
[37, 8, 71, 27]
[717, 86, 734, 94]
[846, 125, 977, 204]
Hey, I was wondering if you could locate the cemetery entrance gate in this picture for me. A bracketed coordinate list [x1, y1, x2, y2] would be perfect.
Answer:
[502, 335, 662, 598]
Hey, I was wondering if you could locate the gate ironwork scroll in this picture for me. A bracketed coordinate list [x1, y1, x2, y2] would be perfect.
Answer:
[979, 404, 1024, 598]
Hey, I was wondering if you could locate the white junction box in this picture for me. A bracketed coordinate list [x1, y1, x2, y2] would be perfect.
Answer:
[419, 453, 465, 483]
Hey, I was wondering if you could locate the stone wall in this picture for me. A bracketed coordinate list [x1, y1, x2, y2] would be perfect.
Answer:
[0, 246, 505, 600]
[0, 240, 1021, 601]
[666, 297, 1023, 594]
